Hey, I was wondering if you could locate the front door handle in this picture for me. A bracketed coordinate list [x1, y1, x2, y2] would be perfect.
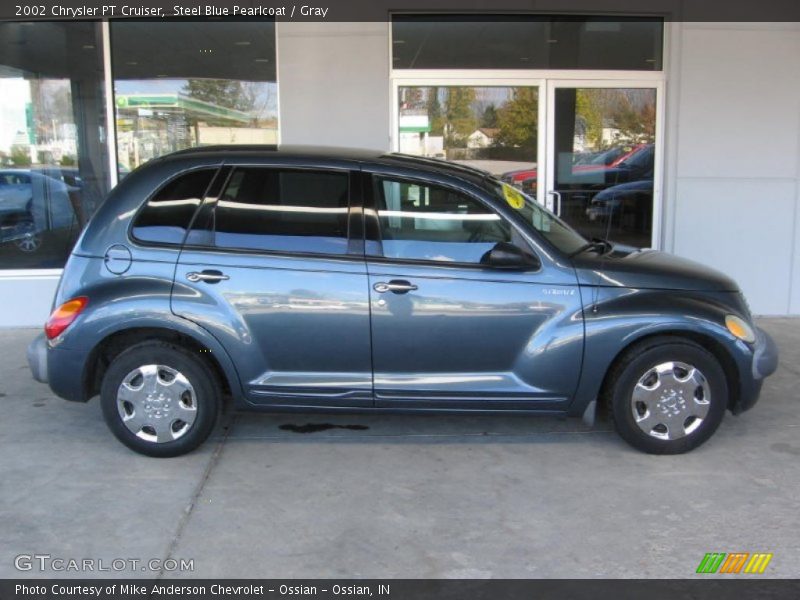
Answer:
[373, 280, 418, 294]
[186, 270, 229, 284]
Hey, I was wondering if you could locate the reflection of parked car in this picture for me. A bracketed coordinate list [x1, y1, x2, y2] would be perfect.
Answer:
[501, 144, 650, 193]
[26, 146, 777, 458]
[0, 169, 78, 253]
[572, 146, 627, 166]
[587, 179, 654, 222]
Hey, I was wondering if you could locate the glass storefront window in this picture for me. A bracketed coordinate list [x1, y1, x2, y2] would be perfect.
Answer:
[111, 20, 278, 176]
[553, 87, 657, 248]
[397, 85, 538, 180]
[392, 16, 663, 71]
[0, 21, 110, 269]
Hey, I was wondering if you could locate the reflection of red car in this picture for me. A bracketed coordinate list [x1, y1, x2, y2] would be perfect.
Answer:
[501, 144, 649, 192]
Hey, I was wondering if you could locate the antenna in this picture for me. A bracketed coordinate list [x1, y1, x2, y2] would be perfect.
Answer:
[592, 188, 617, 313]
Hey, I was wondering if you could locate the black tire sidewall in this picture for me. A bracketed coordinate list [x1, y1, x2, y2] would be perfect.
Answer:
[610, 341, 728, 454]
[100, 343, 220, 457]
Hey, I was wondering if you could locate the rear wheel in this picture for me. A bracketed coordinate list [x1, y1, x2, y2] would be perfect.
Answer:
[13, 220, 41, 253]
[100, 342, 220, 457]
[606, 337, 728, 454]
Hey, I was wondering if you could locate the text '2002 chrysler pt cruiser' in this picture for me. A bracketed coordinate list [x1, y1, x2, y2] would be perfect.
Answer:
[27, 146, 778, 457]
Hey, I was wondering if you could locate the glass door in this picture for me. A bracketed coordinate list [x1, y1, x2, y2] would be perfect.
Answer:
[544, 82, 661, 249]
[393, 83, 544, 196]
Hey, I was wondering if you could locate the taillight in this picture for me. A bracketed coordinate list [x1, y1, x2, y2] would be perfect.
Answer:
[45, 297, 88, 340]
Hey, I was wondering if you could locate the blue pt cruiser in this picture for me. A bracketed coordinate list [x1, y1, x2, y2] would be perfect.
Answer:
[27, 146, 778, 457]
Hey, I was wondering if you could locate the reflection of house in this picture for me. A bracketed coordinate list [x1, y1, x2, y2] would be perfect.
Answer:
[467, 128, 499, 149]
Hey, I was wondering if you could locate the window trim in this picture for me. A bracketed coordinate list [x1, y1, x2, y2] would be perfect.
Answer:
[181, 164, 361, 260]
[363, 170, 541, 272]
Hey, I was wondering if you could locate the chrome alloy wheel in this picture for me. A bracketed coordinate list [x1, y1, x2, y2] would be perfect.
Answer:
[630, 361, 711, 441]
[116, 364, 197, 443]
[14, 222, 42, 253]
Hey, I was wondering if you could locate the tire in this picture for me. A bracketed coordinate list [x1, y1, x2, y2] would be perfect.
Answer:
[606, 337, 728, 454]
[100, 342, 220, 457]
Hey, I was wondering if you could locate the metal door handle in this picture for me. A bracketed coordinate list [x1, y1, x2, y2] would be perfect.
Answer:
[373, 280, 418, 294]
[187, 270, 229, 283]
[548, 190, 562, 216]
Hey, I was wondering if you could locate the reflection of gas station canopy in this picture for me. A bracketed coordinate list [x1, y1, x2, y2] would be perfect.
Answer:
[115, 94, 251, 124]
[399, 113, 430, 133]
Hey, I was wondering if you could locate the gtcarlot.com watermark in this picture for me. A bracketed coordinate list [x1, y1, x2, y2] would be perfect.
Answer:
[14, 554, 194, 573]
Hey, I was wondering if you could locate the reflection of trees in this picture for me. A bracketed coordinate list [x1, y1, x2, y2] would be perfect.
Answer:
[427, 86, 444, 136]
[480, 104, 498, 128]
[444, 87, 477, 146]
[495, 88, 538, 156]
[182, 79, 256, 114]
[576, 89, 656, 149]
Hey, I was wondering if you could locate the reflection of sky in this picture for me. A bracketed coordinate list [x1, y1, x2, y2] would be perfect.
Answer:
[114, 79, 278, 118]
[0, 78, 29, 152]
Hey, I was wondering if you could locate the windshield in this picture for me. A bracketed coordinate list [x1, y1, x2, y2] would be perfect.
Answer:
[487, 179, 587, 256]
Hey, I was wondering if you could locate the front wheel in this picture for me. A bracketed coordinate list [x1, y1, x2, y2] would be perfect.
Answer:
[606, 337, 728, 454]
[100, 342, 220, 457]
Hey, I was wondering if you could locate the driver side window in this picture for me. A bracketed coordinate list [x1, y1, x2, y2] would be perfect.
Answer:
[374, 177, 525, 264]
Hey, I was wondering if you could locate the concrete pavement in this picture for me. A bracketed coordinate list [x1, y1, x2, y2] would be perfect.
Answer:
[1, 319, 798, 578]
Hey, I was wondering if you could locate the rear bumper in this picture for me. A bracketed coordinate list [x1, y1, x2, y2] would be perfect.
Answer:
[27, 332, 48, 383]
[27, 333, 90, 402]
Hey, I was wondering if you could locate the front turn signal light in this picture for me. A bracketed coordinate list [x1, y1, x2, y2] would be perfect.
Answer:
[45, 297, 88, 340]
[725, 314, 756, 344]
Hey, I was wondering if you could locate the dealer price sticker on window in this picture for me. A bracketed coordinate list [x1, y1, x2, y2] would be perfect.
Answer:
[501, 183, 526, 210]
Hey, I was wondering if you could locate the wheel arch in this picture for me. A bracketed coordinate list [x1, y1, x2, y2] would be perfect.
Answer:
[83, 325, 241, 404]
[595, 330, 740, 417]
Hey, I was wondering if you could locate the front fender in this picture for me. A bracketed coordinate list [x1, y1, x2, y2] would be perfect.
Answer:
[569, 287, 753, 417]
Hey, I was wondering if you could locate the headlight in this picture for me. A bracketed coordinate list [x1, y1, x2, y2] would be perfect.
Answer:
[725, 314, 756, 343]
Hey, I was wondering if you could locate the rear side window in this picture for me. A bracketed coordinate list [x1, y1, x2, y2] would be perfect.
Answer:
[208, 167, 350, 255]
[132, 169, 216, 245]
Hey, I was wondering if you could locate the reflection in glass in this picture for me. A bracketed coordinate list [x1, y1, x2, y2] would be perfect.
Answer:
[393, 16, 663, 71]
[0, 21, 109, 269]
[111, 21, 278, 175]
[553, 88, 656, 248]
[398, 86, 538, 185]
[375, 177, 523, 264]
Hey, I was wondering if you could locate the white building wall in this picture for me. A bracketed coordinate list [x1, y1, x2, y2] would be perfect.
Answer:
[663, 22, 800, 315]
[276, 22, 390, 149]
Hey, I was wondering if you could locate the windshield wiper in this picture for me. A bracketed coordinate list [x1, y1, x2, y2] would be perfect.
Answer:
[568, 237, 614, 258]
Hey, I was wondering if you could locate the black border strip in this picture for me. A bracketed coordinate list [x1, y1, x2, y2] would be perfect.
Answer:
[3, 579, 800, 600]
[2, 0, 799, 22]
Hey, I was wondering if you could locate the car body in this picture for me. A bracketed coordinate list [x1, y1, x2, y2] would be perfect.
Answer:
[27, 146, 778, 457]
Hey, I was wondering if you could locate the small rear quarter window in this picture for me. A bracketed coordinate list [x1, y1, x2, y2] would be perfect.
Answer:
[132, 169, 216, 245]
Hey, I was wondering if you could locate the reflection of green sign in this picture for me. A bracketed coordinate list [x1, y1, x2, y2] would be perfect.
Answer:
[115, 93, 250, 123]
[25, 103, 35, 144]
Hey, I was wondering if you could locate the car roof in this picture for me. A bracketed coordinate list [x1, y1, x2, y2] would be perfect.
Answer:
[161, 145, 492, 187]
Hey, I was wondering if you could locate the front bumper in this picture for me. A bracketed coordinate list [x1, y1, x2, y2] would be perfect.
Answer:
[752, 326, 779, 380]
[27, 332, 48, 383]
[733, 326, 779, 414]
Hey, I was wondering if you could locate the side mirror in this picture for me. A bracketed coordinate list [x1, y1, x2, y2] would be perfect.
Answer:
[480, 242, 540, 270]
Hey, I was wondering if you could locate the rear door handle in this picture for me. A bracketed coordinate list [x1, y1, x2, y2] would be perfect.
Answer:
[186, 270, 229, 283]
[373, 280, 418, 294]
